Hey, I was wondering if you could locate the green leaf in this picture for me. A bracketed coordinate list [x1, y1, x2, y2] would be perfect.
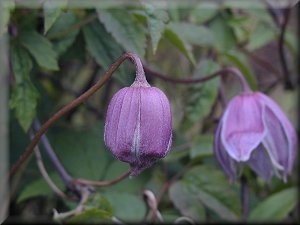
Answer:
[189, 135, 213, 159]
[68, 208, 112, 223]
[82, 20, 132, 85]
[17, 173, 64, 203]
[169, 182, 206, 221]
[143, 2, 168, 53]
[168, 22, 214, 46]
[10, 82, 39, 131]
[164, 27, 196, 66]
[43, 0, 68, 34]
[10, 46, 39, 131]
[222, 51, 257, 90]
[47, 12, 80, 56]
[97, 9, 146, 57]
[180, 165, 241, 221]
[246, 23, 276, 50]
[49, 121, 111, 180]
[210, 15, 236, 51]
[195, 187, 238, 221]
[102, 192, 146, 222]
[10, 45, 32, 85]
[249, 187, 297, 222]
[184, 60, 220, 128]
[85, 194, 113, 213]
[20, 30, 59, 71]
[190, 2, 218, 24]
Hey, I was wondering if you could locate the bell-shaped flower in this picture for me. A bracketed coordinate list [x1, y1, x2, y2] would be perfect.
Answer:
[104, 54, 172, 176]
[214, 91, 297, 182]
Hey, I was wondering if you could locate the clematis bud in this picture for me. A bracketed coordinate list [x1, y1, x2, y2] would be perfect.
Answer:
[104, 53, 172, 176]
[214, 91, 297, 182]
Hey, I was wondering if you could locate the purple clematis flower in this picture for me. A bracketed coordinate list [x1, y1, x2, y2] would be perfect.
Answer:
[214, 91, 297, 182]
[104, 54, 172, 176]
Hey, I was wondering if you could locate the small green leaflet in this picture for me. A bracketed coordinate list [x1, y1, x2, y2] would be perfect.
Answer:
[97, 9, 146, 58]
[20, 30, 59, 71]
[10, 46, 39, 131]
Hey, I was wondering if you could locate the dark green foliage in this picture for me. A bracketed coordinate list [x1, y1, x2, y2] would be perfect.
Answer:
[5, 2, 298, 224]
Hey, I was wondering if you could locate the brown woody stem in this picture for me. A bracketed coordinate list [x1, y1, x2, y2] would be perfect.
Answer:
[9, 53, 135, 177]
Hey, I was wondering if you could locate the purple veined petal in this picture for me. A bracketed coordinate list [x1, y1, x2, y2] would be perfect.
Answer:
[261, 106, 291, 181]
[114, 88, 140, 164]
[130, 87, 172, 176]
[221, 93, 266, 162]
[247, 144, 274, 181]
[213, 121, 237, 182]
[257, 92, 297, 175]
[104, 87, 129, 150]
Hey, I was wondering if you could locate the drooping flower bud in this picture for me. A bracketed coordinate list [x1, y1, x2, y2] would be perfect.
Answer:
[104, 53, 172, 176]
[214, 91, 297, 182]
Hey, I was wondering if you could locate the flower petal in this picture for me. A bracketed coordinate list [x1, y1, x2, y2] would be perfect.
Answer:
[130, 87, 172, 176]
[214, 122, 237, 182]
[221, 93, 266, 161]
[104, 87, 129, 151]
[258, 92, 297, 175]
[247, 144, 274, 181]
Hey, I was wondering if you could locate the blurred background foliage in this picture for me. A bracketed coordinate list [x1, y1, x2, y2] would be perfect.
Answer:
[2, 0, 298, 223]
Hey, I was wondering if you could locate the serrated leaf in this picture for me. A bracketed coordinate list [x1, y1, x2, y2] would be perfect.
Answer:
[10, 46, 39, 131]
[10, 82, 39, 131]
[47, 12, 80, 56]
[164, 27, 196, 66]
[102, 192, 146, 222]
[168, 22, 214, 46]
[43, 0, 68, 34]
[17, 173, 64, 203]
[169, 182, 206, 221]
[68, 208, 112, 223]
[49, 121, 111, 180]
[249, 187, 297, 222]
[10, 45, 32, 85]
[143, 2, 168, 53]
[20, 30, 59, 70]
[82, 20, 131, 85]
[97, 9, 146, 57]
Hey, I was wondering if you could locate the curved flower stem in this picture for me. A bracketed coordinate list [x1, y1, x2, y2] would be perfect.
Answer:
[74, 170, 130, 187]
[278, 7, 293, 89]
[31, 134, 69, 200]
[9, 52, 140, 178]
[144, 66, 251, 92]
[33, 119, 72, 185]
[266, 1, 294, 89]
